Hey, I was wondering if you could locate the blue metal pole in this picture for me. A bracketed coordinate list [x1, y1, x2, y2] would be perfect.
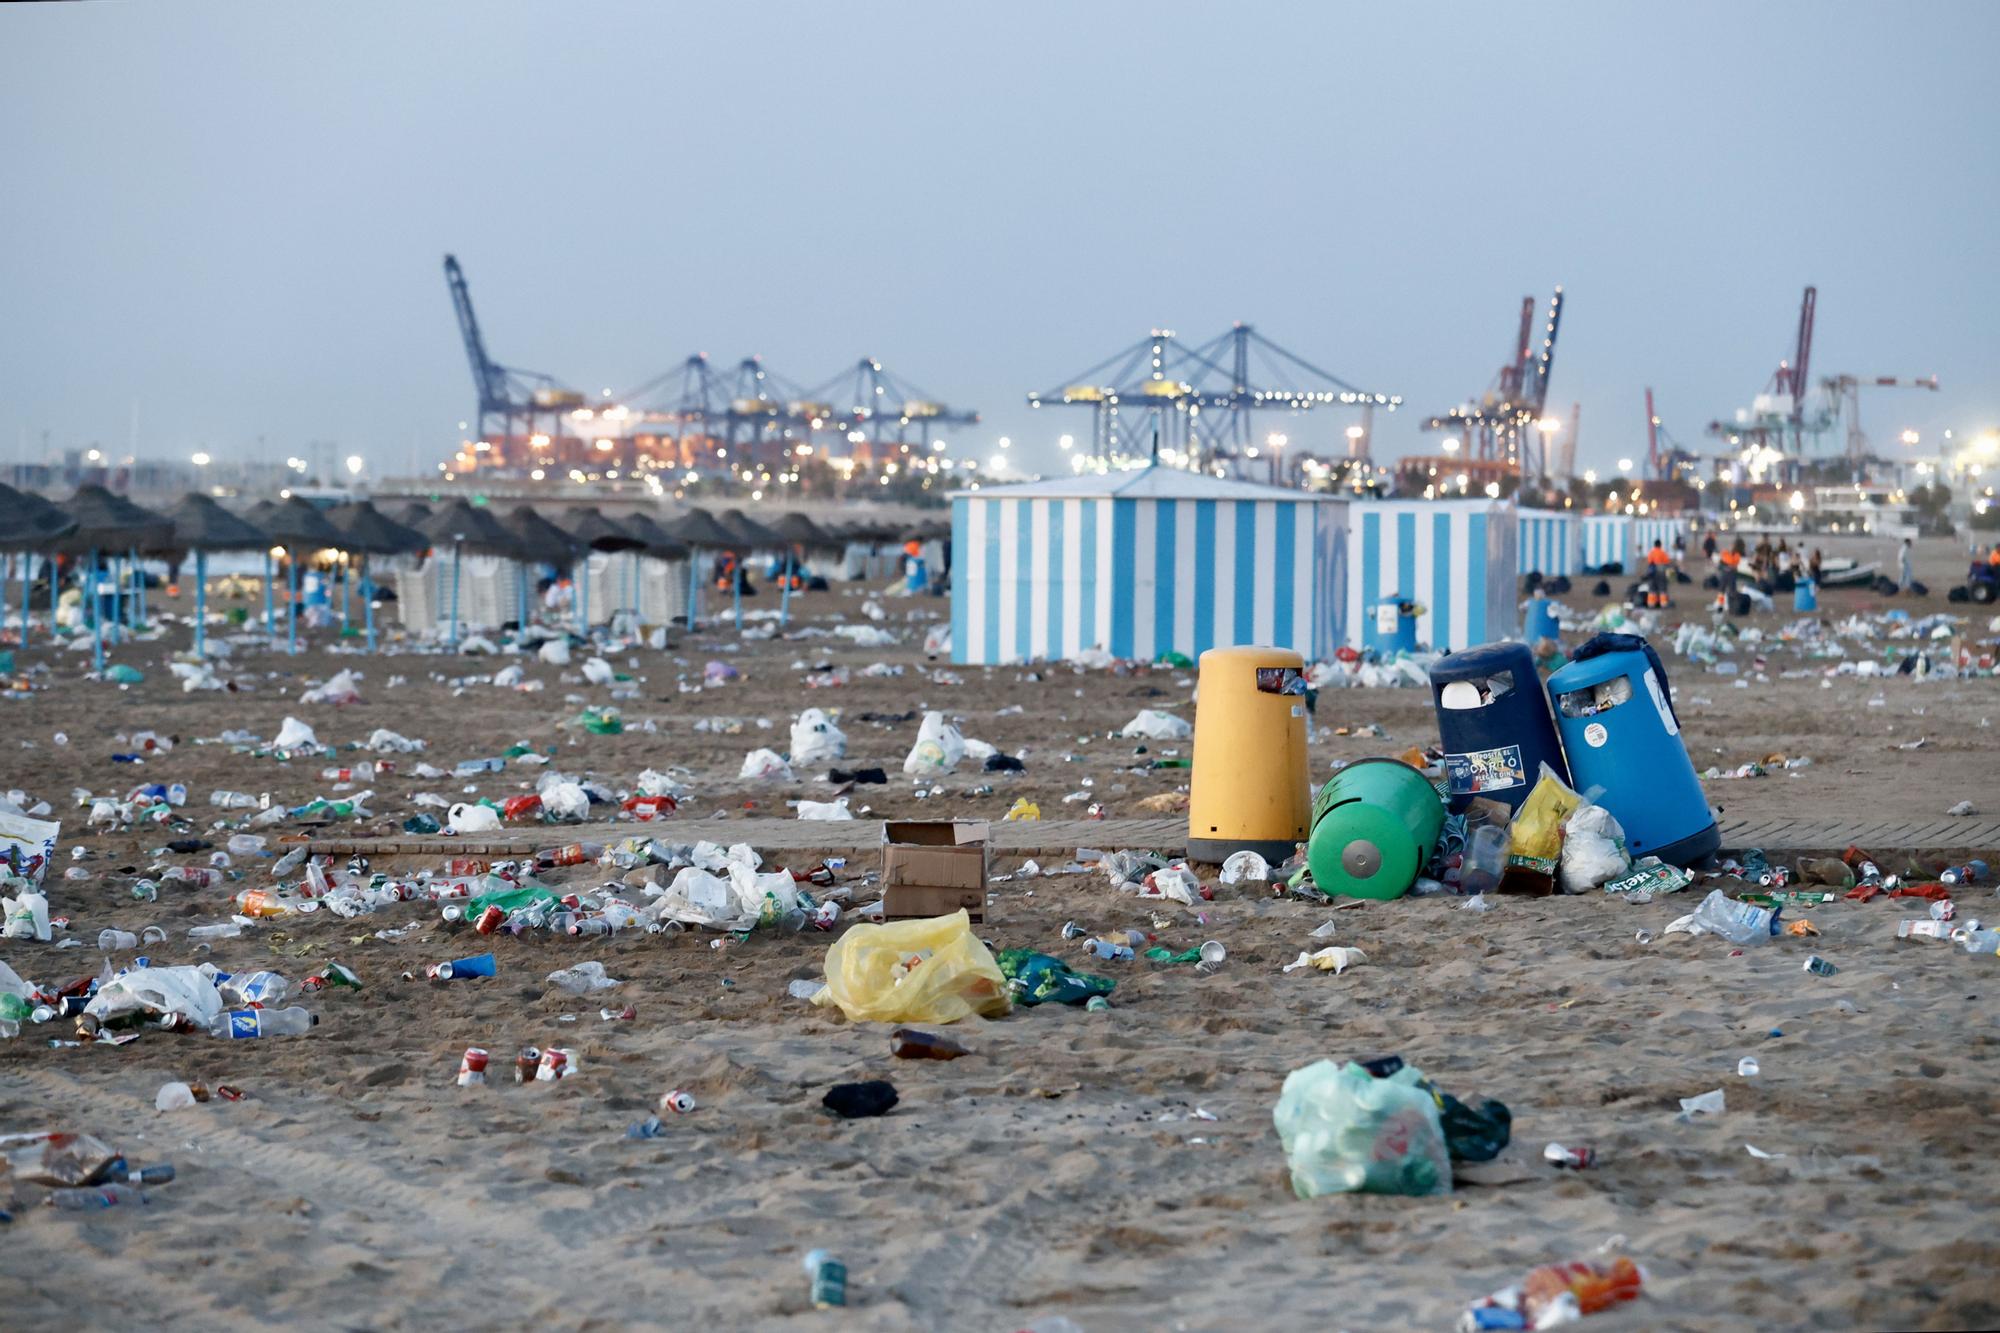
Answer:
[287, 553, 299, 654]
[18, 553, 29, 651]
[448, 540, 461, 648]
[90, 549, 104, 672]
[363, 560, 377, 652]
[686, 549, 700, 631]
[341, 561, 351, 635]
[731, 550, 743, 631]
[194, 550, 208, 657]
[135, 547, 147, 628]
[263, 551, 274, 637]
[518, 563, 530, 631]
[578, 556, 589, 638]
[779, 546, 794, 629]
[48, 554, 58, 641]
[130, 547, 143, 629]
[110, 551, 123, 639]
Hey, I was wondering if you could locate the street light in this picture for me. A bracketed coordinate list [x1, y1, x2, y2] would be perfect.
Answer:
[1900, 429, 1920, 447]
[1617, 458, 1634, 474]
[191, 451, 210, 467]
[1058, 434, 1074, 452]
[344, 454, 365, 477]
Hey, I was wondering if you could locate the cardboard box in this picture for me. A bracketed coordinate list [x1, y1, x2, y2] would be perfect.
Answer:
[881, 820, 989, 921]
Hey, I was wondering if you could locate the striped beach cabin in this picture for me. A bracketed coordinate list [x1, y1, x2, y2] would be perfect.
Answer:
[1583, 514, 1688, 572]
[1344, 498, 1518, 652]
[1517, 508, 1581, 577]
[949, 466, 1347, 665]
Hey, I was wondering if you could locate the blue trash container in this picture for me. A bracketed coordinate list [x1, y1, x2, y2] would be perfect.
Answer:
[1545, 635, 1719, 866]
[1524, 598, 1561, 642]
[1793, 579, 1817, 612]
[1429, 641, 1569, 815]
[1364, 596, 1419, 655]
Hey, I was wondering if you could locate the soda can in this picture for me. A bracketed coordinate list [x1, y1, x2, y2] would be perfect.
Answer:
[660, 1089, 696, 1114]
[803, 1250, 847, 1309]
[1897, 918, 1947, 940]
[1543, 1142, 1596, 1170]
[1930, 899, 1955, 922]
[447, 857, 486, 876]
[1803, 955, 1838, 976]
[457, 1047, 489, 1087]
[474, 905, 506, 935]
[536, 1048, 570, 1082]
[514, 1047, 541, 1084]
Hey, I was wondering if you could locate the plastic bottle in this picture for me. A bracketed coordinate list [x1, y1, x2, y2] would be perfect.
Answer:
[162, 866, 219, 889]
[210, 1007, 316, 1038]
[226, 833, 268, 856]
[1960, 928, 2000, 955]
[271, 846, 309, 878]
[539, 842, 605, 869]
[1690, 889, 1781, 944]
[1519, 1257, 1643, 1323]
[1461, 824, 1508, 895]
[46, 1184, 148, 1210]
[187, 922, 244, 941]
[454, 757, 506, 775]
[889, 1027, 968, 1060]
[233, 889, 293, 919]
[98, 929, 139, 952]
[218, 970, 291, 1007]
[210, 791, 259, 810]
[788, 979, 824, 1001]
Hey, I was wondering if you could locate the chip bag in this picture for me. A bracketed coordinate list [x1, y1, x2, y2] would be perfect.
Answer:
[1507, 764, 1583, 878]
[822, 909, 1011, 1025]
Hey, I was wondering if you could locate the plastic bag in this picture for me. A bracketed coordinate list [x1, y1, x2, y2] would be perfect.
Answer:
[538, 638, 572, 665]
[540, 782, 591, 822]
[83, 965, 223, 1029]
[739, 748, 794, 782]
[1507, 765, 1583, 878]
[996, 948, 1116, 1006]
[448, 802, 502, 834]
[1559, 803, 1631, 894]
[902, 711, 966, 775]
[300, 669, 362, 705]
[790, 708, 847, 766]
[1273, 1059, 1452, 1198]
[546, 961, 620, 994]
[1219, 850, 1270, 884]
[272, 716, 319, 750]
[821, 909, 1011, 1025]
[797, 798, 854, 821]
[1119, 709, 1193, 740]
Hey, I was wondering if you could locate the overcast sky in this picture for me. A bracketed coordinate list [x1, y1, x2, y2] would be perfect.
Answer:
[3, 1, 1995, 479]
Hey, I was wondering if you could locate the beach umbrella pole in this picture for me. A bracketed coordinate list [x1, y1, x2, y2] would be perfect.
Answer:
[18, 554, 30, 650]
[263, 551, 275, 638]
[135, 547, 146, 628]
[287, 552, 299, 654]
[363, 560, 377, 653]
[779, 546, 794, 629]
[518, 563, 530, 631]
[732, 551, 743, 631]
[578, 558, 589, 638]
[90, 549, 104, 672]
[194, 550, 208, 657]
[686, 552, 700, 631]
[341, 561, 351, 635]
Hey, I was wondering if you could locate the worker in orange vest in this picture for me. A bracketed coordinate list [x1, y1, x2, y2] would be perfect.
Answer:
[1644, 539, 1672, 608]
[1716, 543, 1744, 611]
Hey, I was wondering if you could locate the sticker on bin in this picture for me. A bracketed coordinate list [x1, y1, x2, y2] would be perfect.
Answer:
[1583, 722, 1608, 748]
[1444, 745, 1525, 795]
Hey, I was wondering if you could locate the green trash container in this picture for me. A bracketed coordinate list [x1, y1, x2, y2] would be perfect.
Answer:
[1306, 758, 1447, 900]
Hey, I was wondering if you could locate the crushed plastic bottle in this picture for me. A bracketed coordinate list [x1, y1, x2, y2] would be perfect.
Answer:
[210, 1007, 316, 1039]
[1689, 889, 1781, 944]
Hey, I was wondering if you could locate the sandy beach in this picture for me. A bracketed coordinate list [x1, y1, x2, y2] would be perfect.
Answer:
[3, 534, 1999, 1332]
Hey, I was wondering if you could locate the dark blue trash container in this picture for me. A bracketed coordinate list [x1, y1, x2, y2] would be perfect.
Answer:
[1545, 634, 1719, 866]
[1428, 641, 1569, 814]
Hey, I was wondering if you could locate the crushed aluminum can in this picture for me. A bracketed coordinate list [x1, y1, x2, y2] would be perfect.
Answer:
[514, 1046, 542, 1084]
[456, 1047, 489, 1087]
[1803, 955, 1838, 976]
[660, 1089, 696, 1114]
[1930, 899, 1956, 922]
[1543, 1142, 1596, 1170]
[474, 905, 506, 935]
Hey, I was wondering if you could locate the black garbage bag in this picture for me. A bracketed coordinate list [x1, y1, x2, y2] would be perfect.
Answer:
[823, 1080, 899, 1119]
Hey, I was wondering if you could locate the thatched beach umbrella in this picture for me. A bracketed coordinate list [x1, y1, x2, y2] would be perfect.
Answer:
[0, 482, 77, 650]
[257, 497, 348, 654]
[503, 507, 580, 629]
[328, 502, 428, 650]
[156, 493, 269, 657]
[57, 485, 173, 672]
[662, 507, 742, 632]
[416, 500, 522, 647]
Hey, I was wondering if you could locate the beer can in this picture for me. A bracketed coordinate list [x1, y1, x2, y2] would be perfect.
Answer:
[514, 1047, 541, 1084]
[457, 1046, 489, 1087]
[447, 857, 486, 876]
[474, 905, 506, 935]
[1543, 1141, 1596, 1170]
[1930, 899, 1955, 922]
[536, 1048, 569, 1082]
[660, 1089, 696, 1114]
[1803, 955, 1838, 976]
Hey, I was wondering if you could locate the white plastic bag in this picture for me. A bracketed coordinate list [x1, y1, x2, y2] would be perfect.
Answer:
[539, 638, 572, 666]
[582, 657, 614, 685]
[739, 748, 794, 782]
[540, 782, 591, 822]
[1559, 803, 1632, 894]
[546, 961, 620, 994]
[84, 965, 222, 1029]
[300, 670, 362, 705]
[1120, 709, 1192, 741]
[272, 717, 319, 750]
[902, 711, 966, 775]
[797, 798, 854, 821]
[1220, 850, 1271, 884]
[448, 802, 502, 834]
[790, 708, 847, 766]
[364, 728, 425, 753]
[2, 891, 51, 941]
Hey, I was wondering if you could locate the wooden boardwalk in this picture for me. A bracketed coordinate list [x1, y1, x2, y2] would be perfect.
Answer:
[304, 814, 2000, 862]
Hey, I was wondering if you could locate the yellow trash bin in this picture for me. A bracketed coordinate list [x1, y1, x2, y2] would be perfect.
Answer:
[1187, 645, 1311, 863]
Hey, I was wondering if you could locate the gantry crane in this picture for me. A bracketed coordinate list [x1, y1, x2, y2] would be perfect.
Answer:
[443, 254, 583, 444]
[1421, 287, 1565, 477]
[1821, 374, 1941, 468]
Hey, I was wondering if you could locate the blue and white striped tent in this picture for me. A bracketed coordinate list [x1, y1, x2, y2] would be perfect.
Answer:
[1517, 509, 1581, 577]
[950, 466, 1347, 665]
[1345, 498, 1518, 651]
[1583, 514, 1688, 571]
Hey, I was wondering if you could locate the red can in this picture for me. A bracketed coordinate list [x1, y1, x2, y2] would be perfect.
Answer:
[474, 905, 506, 935]
[1543, 1142, 1596, 1170]
[446, 857, 487, 876]
[457, 1047, 489, 1087]
[536, 1048, 570, 1082]
[514, 1047, 541, 1084]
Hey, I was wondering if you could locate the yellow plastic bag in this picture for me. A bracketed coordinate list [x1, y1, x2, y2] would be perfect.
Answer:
[1507, 767, 1582, 877]
[821, 910, 1012, 1024]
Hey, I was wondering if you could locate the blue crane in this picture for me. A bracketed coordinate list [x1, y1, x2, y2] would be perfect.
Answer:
[443, 254, 582, 447]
